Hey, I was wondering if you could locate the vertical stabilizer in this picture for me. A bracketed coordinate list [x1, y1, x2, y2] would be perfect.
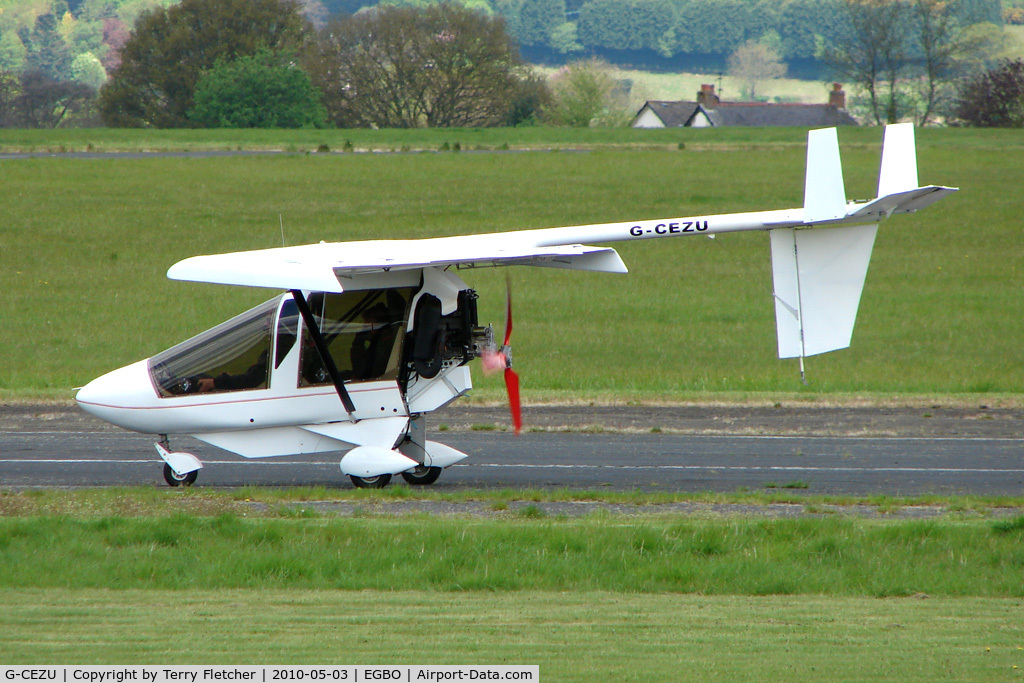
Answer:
[803, 127, 847, 222]
[877, 122, 918, 196]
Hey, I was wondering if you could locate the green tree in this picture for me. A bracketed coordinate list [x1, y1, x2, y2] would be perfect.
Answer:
[820, 0, 911, 124]
[775, 0, 847, 60]
[19, 13, 73, 81]
[492, 0, 525, 40]
[0, 31, 28, 73]
[912, 0, 978, 125]
[578, 0, 676, 54]
[189, 49, 327, 128]
[548, 21, 583, 53]
[953, 0, 1003, 25]
[542, 57, 625, 126]
[822, 0, 988, 125]
[7, 69, 95, 128]
[99, 0, 309, 127]
[673, 0, 751, 55]
[728, 39, 787, 100]
[305, 3, 528, 128]
[67, 17, 105, 57]
[954, 58, 1024, 126]
[70, 51, 107, 90]
[504, 70, 552, 125]
[953, 20, 1013, 74]
[519, 0, 565, 46]
[577, 0, 628, 50]
[0, 69, 18, 125]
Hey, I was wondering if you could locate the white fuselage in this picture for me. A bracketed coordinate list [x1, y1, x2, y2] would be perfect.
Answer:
[76, 274, 474, 460]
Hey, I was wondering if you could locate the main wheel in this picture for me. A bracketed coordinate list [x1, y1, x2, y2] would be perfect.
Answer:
[349, 473, 392, 489]
[401, 465, 442, 485]
[163, 463, 198, 487]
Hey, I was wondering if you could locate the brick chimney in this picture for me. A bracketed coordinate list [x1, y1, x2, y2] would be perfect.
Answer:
[697, 84, 719, 108]
[829, 83, 846, 110]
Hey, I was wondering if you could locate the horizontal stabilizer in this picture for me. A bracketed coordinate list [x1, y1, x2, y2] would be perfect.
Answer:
[847, 185, 958, 221]
[770, 223, 878, 359]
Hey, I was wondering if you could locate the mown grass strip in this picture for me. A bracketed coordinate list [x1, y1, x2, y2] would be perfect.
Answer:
[1, 513, 1022, 596]
[1, 125, 1022, 153]
[3, 487, 1023, 515]
[1, 589, 1022, 682]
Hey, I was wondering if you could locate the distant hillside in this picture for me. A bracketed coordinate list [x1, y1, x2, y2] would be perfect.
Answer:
[0, 0, 1008, 84]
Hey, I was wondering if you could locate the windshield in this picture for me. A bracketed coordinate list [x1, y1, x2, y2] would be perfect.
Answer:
[300, 288, 414, 386]
[149, 298, 278, 397]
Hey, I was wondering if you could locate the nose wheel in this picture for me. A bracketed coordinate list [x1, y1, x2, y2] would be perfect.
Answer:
[163, 463, 198, 487]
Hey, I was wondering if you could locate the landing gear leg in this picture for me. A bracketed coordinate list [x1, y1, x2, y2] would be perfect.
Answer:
[156, 435, 201, 487]
[398, 415, 443, 486]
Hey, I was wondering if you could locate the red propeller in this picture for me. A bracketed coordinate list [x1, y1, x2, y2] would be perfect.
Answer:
[481, 277, 522, 434]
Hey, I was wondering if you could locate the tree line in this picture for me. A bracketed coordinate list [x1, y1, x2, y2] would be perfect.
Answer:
[0, 0, 1022, 128]
[94, 0, 545, 128]
[475, 0, 1004, 64]
[0, 0, 1006, 85]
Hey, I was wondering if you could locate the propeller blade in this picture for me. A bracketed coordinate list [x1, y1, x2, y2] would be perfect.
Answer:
[504, 367, 522, 435]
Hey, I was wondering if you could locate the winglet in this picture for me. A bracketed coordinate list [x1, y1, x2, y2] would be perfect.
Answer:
[803, 127, 847, 223]
[877, 122, 918, 196]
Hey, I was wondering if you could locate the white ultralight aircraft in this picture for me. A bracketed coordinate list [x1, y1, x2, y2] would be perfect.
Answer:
[76, 124, 956, 488]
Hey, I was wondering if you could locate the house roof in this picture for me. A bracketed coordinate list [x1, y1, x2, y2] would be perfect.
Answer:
[704, 102, 859, 127]
[635, 100, 859, 128]
[638, 100, 700, 127]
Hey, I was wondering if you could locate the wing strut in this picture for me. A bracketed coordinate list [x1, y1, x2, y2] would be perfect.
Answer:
[290, 290, 357, 420]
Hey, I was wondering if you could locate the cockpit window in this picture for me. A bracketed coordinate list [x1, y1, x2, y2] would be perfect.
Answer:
[300, 288, 414, 386]
[149, 298, 277, 397]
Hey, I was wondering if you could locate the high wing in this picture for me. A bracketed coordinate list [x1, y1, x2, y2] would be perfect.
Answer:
[168, 124, 956, 365]
[168, 238, 629, 293]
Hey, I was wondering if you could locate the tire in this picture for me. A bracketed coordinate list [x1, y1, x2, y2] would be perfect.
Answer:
[163, 463, 198, 487]
[400, 466, 442, 485]
[349, 473, 392, 489]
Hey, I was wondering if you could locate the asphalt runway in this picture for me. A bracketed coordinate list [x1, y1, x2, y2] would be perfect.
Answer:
[2, 426, 1022, 496]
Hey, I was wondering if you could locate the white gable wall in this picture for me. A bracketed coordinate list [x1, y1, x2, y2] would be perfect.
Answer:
[632, 107, 666, 128]
[689, 110, 714, 127]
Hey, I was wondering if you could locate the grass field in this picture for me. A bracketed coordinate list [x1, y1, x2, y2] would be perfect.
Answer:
[3, 589, 1023, 680]
[3, 509, 1024, 595]
[0, 488, 1023, 679]
[1, 127, 1021, 402]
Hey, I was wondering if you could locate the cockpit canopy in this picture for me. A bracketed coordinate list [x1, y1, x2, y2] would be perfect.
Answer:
[148, 288, 414, 398]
